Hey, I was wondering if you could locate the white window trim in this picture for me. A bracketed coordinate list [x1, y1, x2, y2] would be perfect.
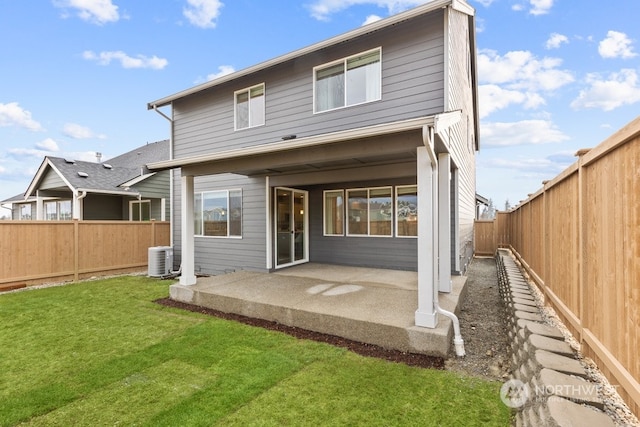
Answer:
[43, 199, 72, 221]
[395, 185, 418, 239]
[129, 199, 151, 221]
[313, 47, 382, 114]
[195, 189, 243, 239]
[323, 189, 344, 236]
[346, 186, 393, 238]
[234, 83, 266, 131]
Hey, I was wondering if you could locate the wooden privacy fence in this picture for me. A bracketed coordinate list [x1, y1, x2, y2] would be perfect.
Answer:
[474, 116, 640, 416]
[0, 220, 170, 288]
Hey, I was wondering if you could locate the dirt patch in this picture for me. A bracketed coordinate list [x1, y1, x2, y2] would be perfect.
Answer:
[445, 257, 510, 380]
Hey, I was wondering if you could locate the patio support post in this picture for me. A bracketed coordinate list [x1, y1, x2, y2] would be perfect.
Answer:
[415, 145, 438, 328]
[180, 174, 197, 285]
[438, 153, 452, 292]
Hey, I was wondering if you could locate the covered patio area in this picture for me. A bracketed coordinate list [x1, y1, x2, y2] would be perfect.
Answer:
[169, 263, 467, 357]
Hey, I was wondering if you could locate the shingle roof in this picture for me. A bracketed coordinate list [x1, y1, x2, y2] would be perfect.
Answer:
[14, 140, 170, 200]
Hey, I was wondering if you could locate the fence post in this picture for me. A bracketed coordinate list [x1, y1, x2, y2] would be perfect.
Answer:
[576, 148, 589, 344]
[74, 219, 79, 282]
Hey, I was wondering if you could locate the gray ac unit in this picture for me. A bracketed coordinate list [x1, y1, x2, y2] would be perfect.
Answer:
[148, 246, 173, 277]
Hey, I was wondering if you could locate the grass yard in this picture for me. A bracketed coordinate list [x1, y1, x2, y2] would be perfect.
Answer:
[0, 276, 510, 426]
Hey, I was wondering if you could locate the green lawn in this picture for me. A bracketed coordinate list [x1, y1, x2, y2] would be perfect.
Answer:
[0, 276, 509, 426]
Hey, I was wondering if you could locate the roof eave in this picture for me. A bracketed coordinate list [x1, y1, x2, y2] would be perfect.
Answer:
[147, 0, 462, 109]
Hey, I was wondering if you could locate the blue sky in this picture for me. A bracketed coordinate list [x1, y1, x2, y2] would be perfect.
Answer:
[1, 0, 639, 211]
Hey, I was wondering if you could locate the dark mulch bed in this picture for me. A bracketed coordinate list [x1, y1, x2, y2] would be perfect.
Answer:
[155, 297, 445, 369]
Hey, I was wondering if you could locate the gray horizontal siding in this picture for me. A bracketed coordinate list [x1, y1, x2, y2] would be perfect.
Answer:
[172, 171, 268, 275]
[172, 11, 445, 159]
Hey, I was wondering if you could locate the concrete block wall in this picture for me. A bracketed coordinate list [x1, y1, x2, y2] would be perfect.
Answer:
[496, 250, 616, 427]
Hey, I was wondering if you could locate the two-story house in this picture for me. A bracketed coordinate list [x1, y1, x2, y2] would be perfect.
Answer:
[147, 0, 478, 329]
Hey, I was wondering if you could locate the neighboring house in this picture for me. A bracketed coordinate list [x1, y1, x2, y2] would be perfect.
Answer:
[2, 140, 170, 221]
[147, 0, 479, 328]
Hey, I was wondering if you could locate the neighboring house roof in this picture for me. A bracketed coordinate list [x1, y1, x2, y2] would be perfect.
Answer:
[14, 140, 169, 201]
[147, 0, 476, 111]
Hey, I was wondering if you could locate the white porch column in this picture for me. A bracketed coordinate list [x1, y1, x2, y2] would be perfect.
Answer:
[415, 146, 437, 328]
[36, 191, 44, 220]
[180, 174, 197, 285]
[438, 153, 452, 292]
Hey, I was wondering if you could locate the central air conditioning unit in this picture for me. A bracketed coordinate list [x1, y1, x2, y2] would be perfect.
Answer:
[148, 246, 174, 277]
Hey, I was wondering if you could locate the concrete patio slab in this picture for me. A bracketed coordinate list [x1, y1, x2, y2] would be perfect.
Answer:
[169, 263, 467, 357]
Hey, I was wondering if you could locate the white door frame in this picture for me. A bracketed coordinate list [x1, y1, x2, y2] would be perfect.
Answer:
[273, 187, 309, 269]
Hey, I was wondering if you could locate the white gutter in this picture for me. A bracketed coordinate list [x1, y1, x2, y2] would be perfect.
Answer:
[422, 117, 465, 358]
[148, 116, 436, 171]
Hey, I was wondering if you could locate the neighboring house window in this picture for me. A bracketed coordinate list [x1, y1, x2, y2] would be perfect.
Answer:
[18, 204, 32, 220]
[396, 185, 418, 238]
[314, 48, 382, 113]
[346, 187, 392, 237]
[323, 190, 344, 236]
[195, 189, 242, 238]
[130, 200, 151, 221]
[44, 200, 72, 220]
[235, 84, 265, 130]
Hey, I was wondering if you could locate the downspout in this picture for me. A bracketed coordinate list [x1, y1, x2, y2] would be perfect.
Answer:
[152, 104, 182, 277]
[422, 124, 465, 357]
[74, 190, 87, 220]
[152, 104, 175, 248]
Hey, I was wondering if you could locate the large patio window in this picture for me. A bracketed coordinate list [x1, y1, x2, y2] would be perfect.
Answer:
[314, 48, 381, 113]
[195, 189, 242, 238]
[44, 200, 72, 220]
[347, 187, 392, 237]
[323, 190, 344, 235]
[396, 185, 418, 237]
[235, 84, 265, 130]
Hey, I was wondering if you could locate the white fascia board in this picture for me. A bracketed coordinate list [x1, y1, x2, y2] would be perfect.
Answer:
[77, 188, 140, 197]
[25, 158, 76, 198]
[147, 116, 437, 171]
[119, 172, 156, 188]
[147, 0, 459, 109]
[452, 0, 475, 16]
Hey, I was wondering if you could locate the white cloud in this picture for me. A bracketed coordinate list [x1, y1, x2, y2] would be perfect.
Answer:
[474, 0, 496, 6]
[53, 0, 120, 25]
[0, 102, 43, 131]
[529, 0, 553, 15]
[479, 85, 545, 118]
[545, 33, 568, 50]
[184, 0, 223, 29]
[35, 138, 60, 152]
[8, 147, 51, 158]
[571, 69, 640, 111]
[598, 31, 637, 59]
[308, 0, 427, 21]
[62, 123, 107, 139]
[477, 49, 573, 118]
[363, 14, 382, 25]
[82, 50, 168, 70]
[207, 65, 235, 81]
[478, 49, 574, 92]
[481, 120, 570, 147]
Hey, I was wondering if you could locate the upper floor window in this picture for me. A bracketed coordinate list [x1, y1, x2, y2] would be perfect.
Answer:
[314, 48, 382, 113]
[44, 200, 72, 220]
[235, 84, 265, 130]
[195, 189, 242, 238]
